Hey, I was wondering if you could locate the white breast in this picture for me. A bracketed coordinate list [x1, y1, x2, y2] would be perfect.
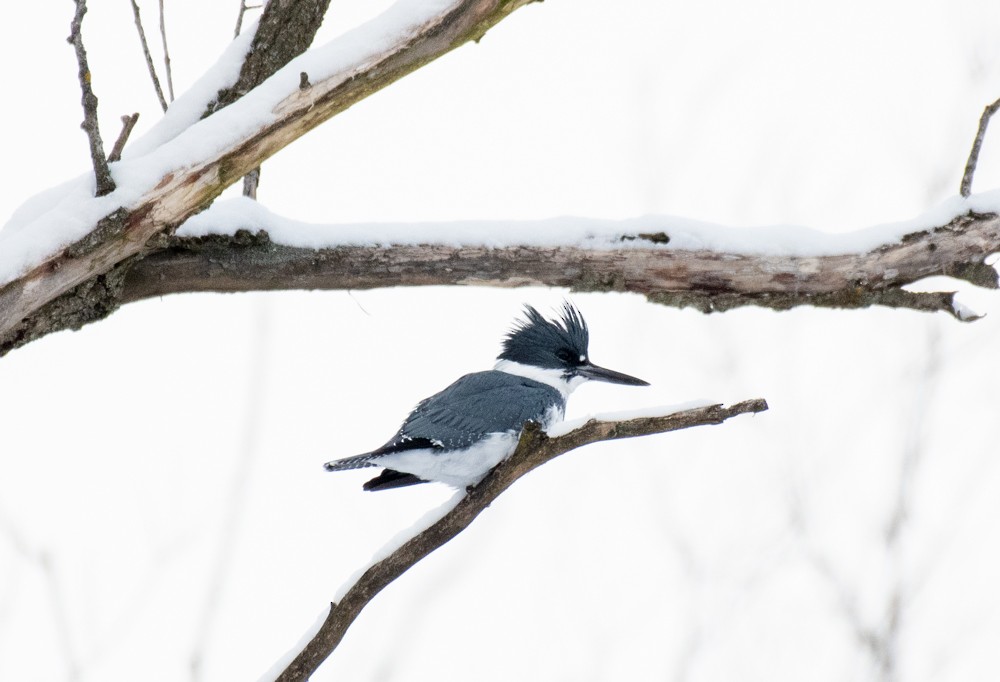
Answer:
[374, 433, 519, 488]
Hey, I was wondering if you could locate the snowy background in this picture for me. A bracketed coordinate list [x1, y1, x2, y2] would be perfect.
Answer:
[2, 1, 1000, 680]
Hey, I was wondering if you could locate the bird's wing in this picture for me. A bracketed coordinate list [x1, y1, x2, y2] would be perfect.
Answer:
[380, 371, 563, 452]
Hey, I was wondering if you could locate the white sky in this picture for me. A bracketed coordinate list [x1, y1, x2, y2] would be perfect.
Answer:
[2, 1, 1000, 681]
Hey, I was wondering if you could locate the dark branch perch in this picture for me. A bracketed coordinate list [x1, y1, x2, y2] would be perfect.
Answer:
[272, 399, 768, 681]
[68, 0, 115, 197]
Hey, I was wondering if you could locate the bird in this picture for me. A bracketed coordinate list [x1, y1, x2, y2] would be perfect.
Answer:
[324, 303, 649, 491]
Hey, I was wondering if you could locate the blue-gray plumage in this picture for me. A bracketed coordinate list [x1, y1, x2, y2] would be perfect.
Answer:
[324, 303, 649, 491]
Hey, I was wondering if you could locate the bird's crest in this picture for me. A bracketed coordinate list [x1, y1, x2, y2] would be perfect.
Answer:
[497, 302, 590, 369]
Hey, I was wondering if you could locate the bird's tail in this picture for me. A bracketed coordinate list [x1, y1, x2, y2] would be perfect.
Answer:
[323, 453, 380, 472]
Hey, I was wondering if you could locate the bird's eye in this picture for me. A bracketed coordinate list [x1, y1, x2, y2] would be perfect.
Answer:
[556, 349, 578, 364]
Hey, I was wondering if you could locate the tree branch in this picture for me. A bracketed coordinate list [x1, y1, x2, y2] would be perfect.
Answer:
[129, 0, 169, 113]
[119, 210, 999, 313]
[234, 0, 264, 40]
[0, 0, 537, 354]
[4, 207, 999, 357]
[158, 0, 175, 103]
[7, 2, 998, 360]
[68, 0, 115, 197]
[273, 399, 768, 681]
[960, 96, 1000, 198]
[108, 113, 140, 163]
[208, 0, 334, 116]
[224, 2, 331, 208]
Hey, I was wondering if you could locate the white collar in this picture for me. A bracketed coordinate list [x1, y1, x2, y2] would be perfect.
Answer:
[494, 360, 586, 398]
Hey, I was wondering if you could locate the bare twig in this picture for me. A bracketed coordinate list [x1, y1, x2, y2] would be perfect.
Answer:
[960, 96, 1000, 197]
[108, 113, 140, 163]
[129, 0, 169, 112]
[68, 0, 115, 197]
[234, 0, 264, 38]
[273, 399, 768, 681]
[158, 0, 175, 102]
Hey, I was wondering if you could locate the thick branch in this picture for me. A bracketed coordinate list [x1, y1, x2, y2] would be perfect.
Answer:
[68, 0, 115, 196]
[4, 209, 998, 357]
[0, 0, 536, 353]
[274, 399, 768, 681]
[121, 211, 1000, 312]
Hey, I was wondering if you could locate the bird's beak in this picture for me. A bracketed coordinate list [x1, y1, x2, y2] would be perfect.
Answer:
[576, 362, 650, 386]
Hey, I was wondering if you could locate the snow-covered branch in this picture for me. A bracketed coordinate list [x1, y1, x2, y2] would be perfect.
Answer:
[3, 0, 999, 361]
[115, 203, 1000, 317]
[0, 0, 535, 355]
[269, 399, 768, 681]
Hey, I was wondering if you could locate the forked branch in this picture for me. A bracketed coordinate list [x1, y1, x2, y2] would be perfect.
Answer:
[273, 399, 768, 681]
[0, 0, 536, 356]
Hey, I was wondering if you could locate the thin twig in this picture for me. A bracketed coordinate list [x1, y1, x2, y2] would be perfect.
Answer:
[960, 96, 1000, 197]
[234, 0, 263, 38]
[108, 113, 140, 163]
[273, 399, 769, 680]
[158, 0, 175, 102]
[68, 0, 115, 197]
[129, 0, 169, 112]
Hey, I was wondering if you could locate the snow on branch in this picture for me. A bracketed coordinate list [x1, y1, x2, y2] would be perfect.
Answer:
[268, 399, 768, 681]
[111, 199, 1000, 322]
[3, 1, 999, 359]
[0, 0, 536, 355]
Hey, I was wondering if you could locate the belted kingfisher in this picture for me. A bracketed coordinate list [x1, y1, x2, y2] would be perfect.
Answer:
[324, 303, 649, 491]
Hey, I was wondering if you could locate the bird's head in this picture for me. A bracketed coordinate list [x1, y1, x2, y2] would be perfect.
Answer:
[496, 303, 649, 392]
